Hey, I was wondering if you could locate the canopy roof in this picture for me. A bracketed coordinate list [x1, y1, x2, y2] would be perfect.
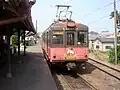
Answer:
[0, 0, 36, 35]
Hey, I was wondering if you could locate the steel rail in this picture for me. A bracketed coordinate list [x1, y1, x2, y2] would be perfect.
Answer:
[89, 58, 120, 73]
[88, 59, 120, 81]
[59, 74, 74, 90]
[77, 73, 98, 90]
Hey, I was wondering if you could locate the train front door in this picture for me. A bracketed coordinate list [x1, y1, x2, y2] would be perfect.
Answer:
[65, 31, 76, 47]
[64, 31, 76, 61]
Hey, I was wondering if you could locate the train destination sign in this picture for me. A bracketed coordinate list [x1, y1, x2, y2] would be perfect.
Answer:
[63, 27, 75, 30]
[53, 31, 63, 34]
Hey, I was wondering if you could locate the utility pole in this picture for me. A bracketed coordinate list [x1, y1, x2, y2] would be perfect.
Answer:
[114, 0, 118, 65]
[35, 20, 38, 42]
[36, 20, 37, 31]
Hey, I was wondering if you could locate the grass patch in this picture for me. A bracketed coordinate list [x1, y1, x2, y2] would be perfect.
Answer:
[89, 50, 109, 62]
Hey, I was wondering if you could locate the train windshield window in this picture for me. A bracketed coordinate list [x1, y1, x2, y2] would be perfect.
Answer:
[77, 31, 87, 44]
[52, 34, 63, 44]
[67, 32, 74, 45]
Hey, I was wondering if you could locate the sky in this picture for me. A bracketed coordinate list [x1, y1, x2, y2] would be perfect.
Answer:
[31, 0, 120, 34]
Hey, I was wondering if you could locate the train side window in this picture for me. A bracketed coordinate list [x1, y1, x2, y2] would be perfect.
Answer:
[77, 31, 87, 44]
[52, 34, 63, 44]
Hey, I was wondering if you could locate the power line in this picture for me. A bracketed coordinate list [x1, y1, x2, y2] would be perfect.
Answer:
[63, 0, 74, 4]
[83, 0, 120, 17]
[66, 0, 74, 4]
[86, 0, 120, 25]
[87, 15, 110, 25]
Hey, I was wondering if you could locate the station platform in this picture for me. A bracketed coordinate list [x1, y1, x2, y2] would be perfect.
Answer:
[0, 42, 58, 90]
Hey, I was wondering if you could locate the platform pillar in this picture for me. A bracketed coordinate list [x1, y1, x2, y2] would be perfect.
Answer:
[17, 29, 22, 63]
[23, 30, 26, 56]
[6, 26, 12, 78]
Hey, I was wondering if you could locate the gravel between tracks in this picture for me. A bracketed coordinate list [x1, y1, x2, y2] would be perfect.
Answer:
[56, 73, 92, 90]
[80, 63, 120, 90]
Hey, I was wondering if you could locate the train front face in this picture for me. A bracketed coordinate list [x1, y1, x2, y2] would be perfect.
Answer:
[50, 26, 89, 63]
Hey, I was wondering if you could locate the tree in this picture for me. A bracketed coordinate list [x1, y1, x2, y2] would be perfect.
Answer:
[108, 45, 120, 64]
[110, 10, 120, 29]
[11, 35, 18, 48]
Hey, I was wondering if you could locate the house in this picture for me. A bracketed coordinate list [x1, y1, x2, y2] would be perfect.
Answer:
[99, 31, 112, 38]
[106, 33, 120, 38]
[89, 38, 114, 52]
[89, 31, 100, 50]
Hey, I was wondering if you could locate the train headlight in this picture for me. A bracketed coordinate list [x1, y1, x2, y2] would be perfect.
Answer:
[53, 56, 56, 58]
[85, 55, 88, 58]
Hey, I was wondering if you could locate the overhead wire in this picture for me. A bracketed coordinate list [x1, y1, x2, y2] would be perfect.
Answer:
[85, 0, 120, 25]
[54, 0, 119, 27]
[64, 0, 119, 31]
[83, 0, 120, 17]
[87, 15, 110, 25]
[63, 0, 120, 25]
[66, 0, 74, 4]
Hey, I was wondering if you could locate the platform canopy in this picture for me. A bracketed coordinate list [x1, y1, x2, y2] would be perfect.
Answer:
[0, 0, 36, 35]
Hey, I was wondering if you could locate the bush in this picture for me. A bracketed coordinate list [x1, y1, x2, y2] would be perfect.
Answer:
[24, 40, 29, 46]
[108, 45, 120, 64]
[89, 49, 94, 53]
[11, 35, 18, 48]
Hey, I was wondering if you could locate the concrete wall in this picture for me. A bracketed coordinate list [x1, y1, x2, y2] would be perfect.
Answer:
[89, 41, 92, 49]
[89, 40, 94, 50]
[102, 43, 114, 52]
[93, 39, 103, 51]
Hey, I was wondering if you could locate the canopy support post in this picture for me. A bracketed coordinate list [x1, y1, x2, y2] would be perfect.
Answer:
[6, 25, 12, 78]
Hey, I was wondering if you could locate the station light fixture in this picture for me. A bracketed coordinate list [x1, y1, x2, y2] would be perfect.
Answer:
[5, 0, 9, 2]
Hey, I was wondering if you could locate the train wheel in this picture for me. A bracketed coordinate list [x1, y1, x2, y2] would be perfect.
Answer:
[81, 62, 86, 70]
[75, 62, 86, 70]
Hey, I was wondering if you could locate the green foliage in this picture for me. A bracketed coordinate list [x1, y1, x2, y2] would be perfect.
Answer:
[12, 35, 18, 44]
[110, 11, 120, 29]
[21, 41, 27, 48]
[89, 49, 94, 53]
[108, 45, 120, 64]
[11, 35, 18, 48]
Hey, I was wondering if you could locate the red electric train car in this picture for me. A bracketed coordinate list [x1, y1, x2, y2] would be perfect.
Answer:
[41, 5, 89, 69]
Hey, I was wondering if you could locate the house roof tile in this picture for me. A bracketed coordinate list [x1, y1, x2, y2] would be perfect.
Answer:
[96, 38, 114, 43]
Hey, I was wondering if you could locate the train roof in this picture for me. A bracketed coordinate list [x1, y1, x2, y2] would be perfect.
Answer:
[42, 20, 88, 34]
[53, 22, 87, 30]
[50, 20, 88, 31]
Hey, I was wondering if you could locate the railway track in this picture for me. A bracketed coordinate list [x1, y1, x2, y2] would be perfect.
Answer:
[77, 73, 98, 90]
[54, 72, 98, 90]
[50, 58, 120, 90]
[88, 58, 120, 81]
[57, 74, 74, 90]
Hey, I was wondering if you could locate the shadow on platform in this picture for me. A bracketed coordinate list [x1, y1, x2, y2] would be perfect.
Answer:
[0, 51, 52, 90]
